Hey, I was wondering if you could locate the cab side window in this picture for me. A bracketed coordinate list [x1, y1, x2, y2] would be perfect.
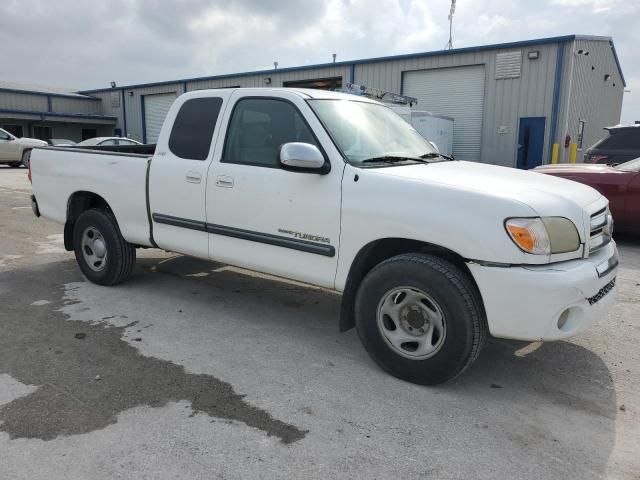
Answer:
[222, 98, 319, 168]
[168, 97, 223, 161]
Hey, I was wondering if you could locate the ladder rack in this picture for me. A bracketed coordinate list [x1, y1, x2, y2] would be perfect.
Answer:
[338, 82, 418, 106]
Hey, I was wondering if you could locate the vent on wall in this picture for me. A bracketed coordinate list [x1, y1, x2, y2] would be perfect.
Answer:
[495, 51, 522, 79]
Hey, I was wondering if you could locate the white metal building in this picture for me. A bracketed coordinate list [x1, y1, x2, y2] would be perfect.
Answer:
[2, 35, 625, 167]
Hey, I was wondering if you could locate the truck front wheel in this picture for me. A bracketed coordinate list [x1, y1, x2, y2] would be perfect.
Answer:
[72, 209, 136, 286]
[354, 253, 486, 385]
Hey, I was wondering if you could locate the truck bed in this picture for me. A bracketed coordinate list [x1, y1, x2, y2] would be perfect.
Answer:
[30, 147, 154, 247]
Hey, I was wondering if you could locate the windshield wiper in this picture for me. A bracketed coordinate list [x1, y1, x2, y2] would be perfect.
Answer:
[420, 152, 455, 161]
[361, 155, 430, 165]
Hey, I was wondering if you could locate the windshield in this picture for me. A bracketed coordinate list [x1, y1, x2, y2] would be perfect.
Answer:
[616, 157, 640, 172]
[308, 99, 437, 165]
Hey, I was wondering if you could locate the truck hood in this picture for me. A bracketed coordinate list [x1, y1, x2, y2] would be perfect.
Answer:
[376, 160, 602, 216]
[534, 163, 617, 175]
[18, 137, 48, 147]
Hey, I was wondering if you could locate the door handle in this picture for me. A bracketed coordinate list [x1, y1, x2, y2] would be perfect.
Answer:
[186, 171, 201, 184]
[216, 175, 234, 188]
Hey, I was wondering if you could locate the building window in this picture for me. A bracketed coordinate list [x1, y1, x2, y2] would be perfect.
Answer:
[33, 126, 52, 141]
[283, 77, 342, 90]
[82, 128, 97, 141]
[2, 125, 24, 138]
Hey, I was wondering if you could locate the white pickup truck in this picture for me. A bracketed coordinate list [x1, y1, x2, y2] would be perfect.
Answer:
[29, 88, 618, 385]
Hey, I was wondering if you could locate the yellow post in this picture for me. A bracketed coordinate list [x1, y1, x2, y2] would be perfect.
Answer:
[569, 143, 578, 163]
[551, 143, 559, 164]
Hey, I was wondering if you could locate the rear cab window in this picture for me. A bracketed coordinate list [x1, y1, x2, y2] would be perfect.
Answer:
[600, 129, 640, 150]
[169, 97, 224, 160]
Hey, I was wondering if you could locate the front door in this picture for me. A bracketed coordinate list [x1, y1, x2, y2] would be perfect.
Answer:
[517, 117, 545, 169]
[626, 172, 640, 230]
[0, 129, 19, 161]
[206, 91, 343, 289]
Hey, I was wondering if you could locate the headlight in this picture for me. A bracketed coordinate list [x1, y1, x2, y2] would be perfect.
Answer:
[505, 217, 580, 255]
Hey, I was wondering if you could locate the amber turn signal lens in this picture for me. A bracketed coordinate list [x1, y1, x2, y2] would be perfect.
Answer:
[505, 218, 552, 255]
[506, 224, 535, 252]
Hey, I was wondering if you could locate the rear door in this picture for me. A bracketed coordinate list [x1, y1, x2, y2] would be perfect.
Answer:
[205, 90, 344, 288]
[148, 91, 231, 258]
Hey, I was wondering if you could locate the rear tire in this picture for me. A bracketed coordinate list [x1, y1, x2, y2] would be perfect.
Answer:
[8, 161, 21, 168]
[73, 209, 136, 286]
[355, 253, 486, 385]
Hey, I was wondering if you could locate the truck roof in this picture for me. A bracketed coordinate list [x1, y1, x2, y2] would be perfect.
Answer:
[182, 87, 381, 104]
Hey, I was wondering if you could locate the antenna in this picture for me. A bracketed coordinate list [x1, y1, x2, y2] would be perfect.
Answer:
[446, 0, 456, 50]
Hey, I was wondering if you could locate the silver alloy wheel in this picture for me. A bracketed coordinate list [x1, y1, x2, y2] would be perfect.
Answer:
[81, 226, 108, 272]
[376, 286, 446, 359]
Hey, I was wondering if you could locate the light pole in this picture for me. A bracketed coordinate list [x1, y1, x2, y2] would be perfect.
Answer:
[446, 0, 456, 50]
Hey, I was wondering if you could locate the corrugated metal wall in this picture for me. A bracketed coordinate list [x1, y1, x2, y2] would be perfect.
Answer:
[0, 91, 48, 111]
[99, 51, 561, 166]
[77, 38, 623, 166]
[90, 91, 126, 134]
[101, 65, 351, 142]
[560, 39, 624, 162]
[355, 44, 559, 166]
[0, 91, 101, 114]
[188, 65, 350, 90]
[50, 96, 101, 115]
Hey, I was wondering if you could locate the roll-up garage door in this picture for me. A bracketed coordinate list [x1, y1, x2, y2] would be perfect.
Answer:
[403, 66, 485, 162]
[144, 93, 176, 144]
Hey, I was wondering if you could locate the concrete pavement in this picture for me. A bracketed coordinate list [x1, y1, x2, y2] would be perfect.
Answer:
[1, 166, 639, 479]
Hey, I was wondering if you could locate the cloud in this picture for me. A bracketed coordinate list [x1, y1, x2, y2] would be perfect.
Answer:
[0, 0, 638, 122]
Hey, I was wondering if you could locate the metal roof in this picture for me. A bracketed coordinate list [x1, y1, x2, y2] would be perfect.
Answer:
[78, 34, 625, 94]
[0, 81, 98, 100]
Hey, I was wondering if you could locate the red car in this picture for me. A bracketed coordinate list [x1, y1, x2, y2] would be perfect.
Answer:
[535, 157, 640, 234]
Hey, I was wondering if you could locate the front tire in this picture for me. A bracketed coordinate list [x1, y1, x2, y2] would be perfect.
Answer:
[73, 209, 136, 286]
[21, 150, 31, 168]
[8, 161, 22, 168]
[355, 253, 486, 385]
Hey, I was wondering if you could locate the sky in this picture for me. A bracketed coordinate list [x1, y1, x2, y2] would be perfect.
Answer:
[1, 0, 638, 123]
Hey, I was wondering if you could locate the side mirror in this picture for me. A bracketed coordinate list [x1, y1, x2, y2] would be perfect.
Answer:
[279, 142, 327, 172]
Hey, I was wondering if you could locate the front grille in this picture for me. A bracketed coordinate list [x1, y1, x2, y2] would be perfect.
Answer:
[587, 278, 616, 305]
[588, 207, 612, 255]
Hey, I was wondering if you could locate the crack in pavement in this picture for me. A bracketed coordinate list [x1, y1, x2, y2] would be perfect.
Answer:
[0, 260, 307, 444]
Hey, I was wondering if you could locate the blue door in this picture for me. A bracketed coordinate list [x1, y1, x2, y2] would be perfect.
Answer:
[517, 117, 545, 169]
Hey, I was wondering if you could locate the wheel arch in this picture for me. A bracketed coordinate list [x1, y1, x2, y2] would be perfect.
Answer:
[64, 191, 113, 251]
[339, 238, 482, 332]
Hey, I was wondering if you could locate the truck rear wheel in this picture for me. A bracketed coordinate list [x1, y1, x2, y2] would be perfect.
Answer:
[354, 253, 486, 385]
[73, 209, 136, 286]
[8, 161, 22, 168]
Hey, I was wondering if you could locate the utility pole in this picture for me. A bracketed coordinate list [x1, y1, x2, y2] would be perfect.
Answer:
[446, 0, 456, 50]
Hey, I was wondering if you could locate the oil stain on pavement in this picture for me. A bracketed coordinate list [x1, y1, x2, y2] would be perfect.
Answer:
[0, 261, 307, 444]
